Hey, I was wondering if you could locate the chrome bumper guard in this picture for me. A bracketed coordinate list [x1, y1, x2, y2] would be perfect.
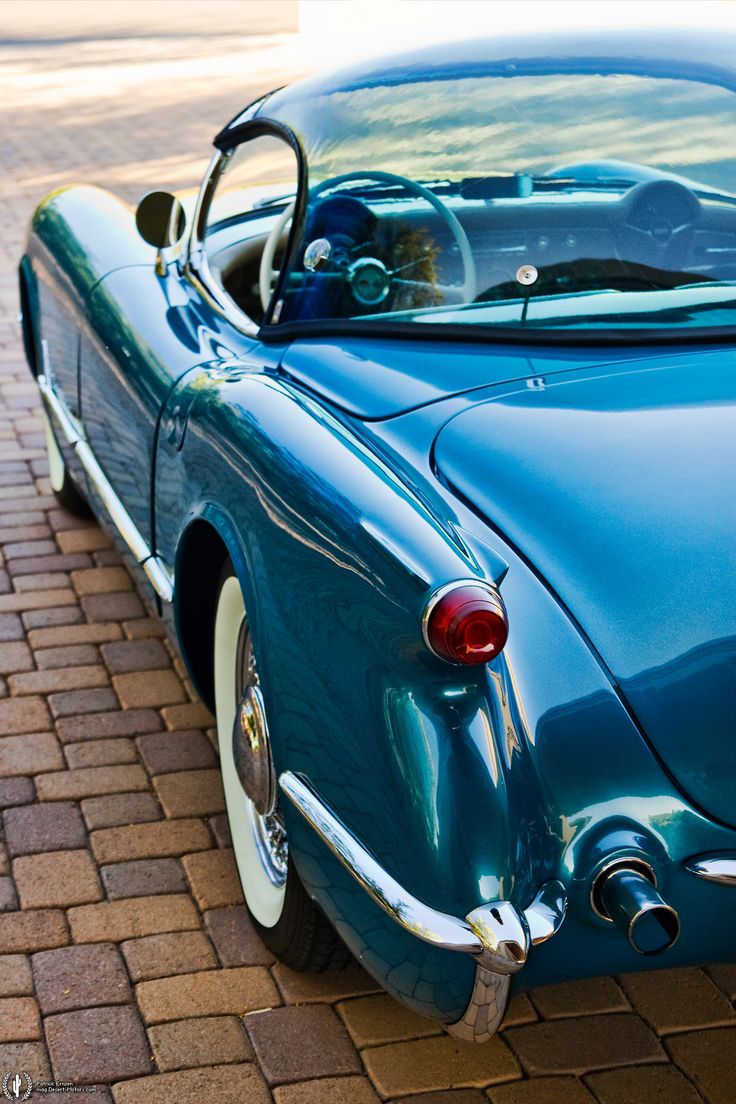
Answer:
[685, 853, 736, 886]
[279, 770, 566, 975]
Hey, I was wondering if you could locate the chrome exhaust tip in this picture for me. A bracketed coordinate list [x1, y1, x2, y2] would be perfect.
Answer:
[592, 860, 680, 956]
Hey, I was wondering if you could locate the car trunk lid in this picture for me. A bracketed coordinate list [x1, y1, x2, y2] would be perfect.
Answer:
[280, 337, 706, 418]
[434, 348, 736, 826]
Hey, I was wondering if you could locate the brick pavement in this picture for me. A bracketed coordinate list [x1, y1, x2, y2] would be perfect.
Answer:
[0, 5, 734, 1101]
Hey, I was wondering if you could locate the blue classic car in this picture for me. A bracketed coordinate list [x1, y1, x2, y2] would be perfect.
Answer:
[19, 30, 736, 1040]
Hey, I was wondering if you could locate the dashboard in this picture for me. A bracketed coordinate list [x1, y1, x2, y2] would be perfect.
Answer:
[204, 177, 736, 326]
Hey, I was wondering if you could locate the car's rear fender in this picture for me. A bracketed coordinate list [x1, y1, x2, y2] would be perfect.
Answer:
[150, 366, 736, 1021]
[22, 186, 155, 397]
[157, 372, 516, 896]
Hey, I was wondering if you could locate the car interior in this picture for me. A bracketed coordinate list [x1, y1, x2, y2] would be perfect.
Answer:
[203, 165, 736, 330]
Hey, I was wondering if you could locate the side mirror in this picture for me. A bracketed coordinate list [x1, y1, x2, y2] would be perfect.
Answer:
[135, 191, 186, 250]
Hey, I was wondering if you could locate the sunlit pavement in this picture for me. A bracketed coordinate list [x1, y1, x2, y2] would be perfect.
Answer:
[0, 5, 734, 1102]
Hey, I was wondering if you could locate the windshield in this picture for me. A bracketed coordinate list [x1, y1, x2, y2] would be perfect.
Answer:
[272, 71, 736, 338]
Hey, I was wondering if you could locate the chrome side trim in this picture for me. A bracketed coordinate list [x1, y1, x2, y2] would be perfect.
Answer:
[142, 558, 174, 603]
[279, 770, 567, 972]
[279, 770, 483, 955]
[185, 150, 260, 338]
[37, 373, 174, 603]
[685, 854, 736, 886]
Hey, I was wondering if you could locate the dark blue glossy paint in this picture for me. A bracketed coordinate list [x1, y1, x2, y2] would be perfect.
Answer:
[19, 30, 736, 1029]
[434, 352, 736, 829]
[81, 265, 254, 545]
[154, 358, 736, 1009]
[279, 338, 706, 419]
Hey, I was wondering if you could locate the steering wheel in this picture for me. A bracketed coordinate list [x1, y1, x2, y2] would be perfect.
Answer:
[259, 171, 477, 312]
[620, 180, 701, 271]
[259, 200, 296, 312]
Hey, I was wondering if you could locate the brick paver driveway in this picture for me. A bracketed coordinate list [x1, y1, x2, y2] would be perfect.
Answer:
[0, 7, 735, 1102]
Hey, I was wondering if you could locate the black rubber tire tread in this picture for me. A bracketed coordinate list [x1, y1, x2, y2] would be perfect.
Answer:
[216, 565, 351, 973]
[251, 868, 352, 972]
[53, 469, 93, 518]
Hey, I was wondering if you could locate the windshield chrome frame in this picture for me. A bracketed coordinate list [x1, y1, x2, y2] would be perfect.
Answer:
[185, 119, 305, 339]
[185, 149, 260, 338]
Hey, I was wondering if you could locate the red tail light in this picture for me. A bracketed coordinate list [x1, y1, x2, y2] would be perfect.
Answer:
[423, 581, 508, 666]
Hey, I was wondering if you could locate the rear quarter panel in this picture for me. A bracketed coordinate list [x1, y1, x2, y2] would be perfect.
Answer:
[156, 367, 509, 1018]
[154, 364, 736, 1020]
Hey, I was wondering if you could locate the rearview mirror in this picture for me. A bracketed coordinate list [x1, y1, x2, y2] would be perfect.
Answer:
[135, 191, 186, 250]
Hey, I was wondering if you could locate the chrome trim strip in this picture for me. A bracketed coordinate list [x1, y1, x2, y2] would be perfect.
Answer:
[142, 558, 174, 603]
[185, 150, 260, 338]
[280, 770, 565, 972]
[37, 373, 173, 603]
[189, 151, 222, 259]
[685, 854, 736, 886]
[280, 770, 484, 955]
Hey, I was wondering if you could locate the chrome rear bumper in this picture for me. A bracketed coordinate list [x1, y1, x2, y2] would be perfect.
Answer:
[686, 853, 736, 886]
[279, 770, 566, 974]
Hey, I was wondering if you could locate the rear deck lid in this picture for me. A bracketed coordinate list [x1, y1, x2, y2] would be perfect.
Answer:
[434, 348, 736, 826]
[279, 338, 698, 419]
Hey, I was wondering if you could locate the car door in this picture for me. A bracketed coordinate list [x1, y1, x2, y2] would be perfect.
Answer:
[78, 250, 226, 551]
[79, 131, 300, 556]
[152, 130, 302, 573]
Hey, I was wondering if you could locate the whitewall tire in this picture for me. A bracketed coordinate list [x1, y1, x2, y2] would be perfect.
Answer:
[214, 573, 286, 927]
[41, 409, 91, 516]
[43, 409, 66, 493]
[213, 567, 351, 972]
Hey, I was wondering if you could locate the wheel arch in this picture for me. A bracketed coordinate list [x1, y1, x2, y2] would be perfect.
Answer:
[173, 516, 233, 711]
[173, 503, 268, 712]
[18, 256, 40, 377]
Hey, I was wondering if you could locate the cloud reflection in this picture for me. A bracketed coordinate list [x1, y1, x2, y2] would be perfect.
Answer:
[283, 74, 736, 193]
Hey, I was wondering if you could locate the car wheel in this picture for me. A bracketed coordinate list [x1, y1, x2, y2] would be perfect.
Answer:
[213, 567, 351, 971]
[42, 410, 91, 516]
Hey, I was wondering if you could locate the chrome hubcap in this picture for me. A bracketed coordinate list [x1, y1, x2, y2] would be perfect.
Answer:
[233, 684, 276, 816]
[248, 802, 289, 886]
[234, 618, 288, 889]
